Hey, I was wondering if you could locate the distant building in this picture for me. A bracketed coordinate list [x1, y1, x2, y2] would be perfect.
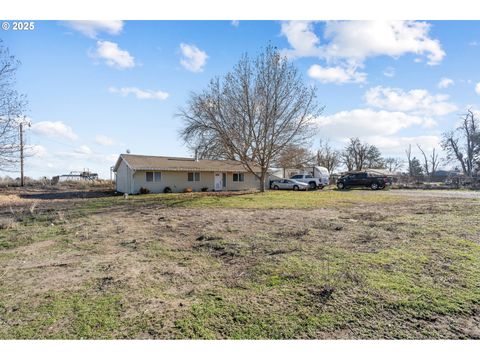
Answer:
[52, 170, 99, 184]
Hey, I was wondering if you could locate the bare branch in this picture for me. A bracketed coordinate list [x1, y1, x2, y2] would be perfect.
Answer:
[178, 45, 321, 191]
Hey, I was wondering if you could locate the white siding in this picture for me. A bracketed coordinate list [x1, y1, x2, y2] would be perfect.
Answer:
[131, 170, 260, 194]
[115, 156, 263, 194]
[115, 160, 132, 194]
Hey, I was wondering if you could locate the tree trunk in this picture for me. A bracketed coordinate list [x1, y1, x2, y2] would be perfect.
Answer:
[259, 171, 267, 192]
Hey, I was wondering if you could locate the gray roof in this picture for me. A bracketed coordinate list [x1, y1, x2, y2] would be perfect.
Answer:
[114, 154, 262, 173]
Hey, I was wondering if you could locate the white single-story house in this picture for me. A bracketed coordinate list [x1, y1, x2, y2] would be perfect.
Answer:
[113, 154, 264, 194]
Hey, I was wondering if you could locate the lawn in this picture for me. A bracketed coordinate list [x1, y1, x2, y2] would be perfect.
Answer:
[0, 189, 479, 339]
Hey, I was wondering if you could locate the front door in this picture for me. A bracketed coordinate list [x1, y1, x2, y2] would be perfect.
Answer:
[214, 173, 222, 191]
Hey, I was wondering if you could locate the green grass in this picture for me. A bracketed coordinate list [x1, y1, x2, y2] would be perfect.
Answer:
[0, 288, 123, 339]
[172, 235, 480, 339]
[68, 189, 402, 214]
[0, 223, 69, 250]
[1, 189, 479, 339]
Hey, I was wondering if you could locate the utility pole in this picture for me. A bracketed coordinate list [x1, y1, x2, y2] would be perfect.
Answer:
[20, 122, 24, 187]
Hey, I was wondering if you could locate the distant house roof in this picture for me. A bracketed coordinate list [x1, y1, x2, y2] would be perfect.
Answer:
[114, 154, 262, 173]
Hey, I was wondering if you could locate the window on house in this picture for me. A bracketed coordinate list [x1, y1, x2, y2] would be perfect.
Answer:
[233, 173, 244, 182]
[146, 172, 153, 182]
[188, 172, 200, 182]
[146, 171, 161, 182]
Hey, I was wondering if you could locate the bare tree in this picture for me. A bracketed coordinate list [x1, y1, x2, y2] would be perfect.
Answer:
[0, 40, 27, 170]
[417, 144, 430, 177]
[417, 144, 440, 178]
[179, 45, 321, 191]
[341, 137, 383, 171]
[383, 157, 404, 173]
[315, 139, 340, 173]
[441, 109, 479, 177]
[275, 144, 313, 169]
[430, 148, 440, 175]
[405, 144, 413, 176]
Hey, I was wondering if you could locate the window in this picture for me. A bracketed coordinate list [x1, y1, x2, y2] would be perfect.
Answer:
[146, 172, 153, 182]
[351, 173, 367, 179]
[146, 171, 161, 182]
[305, 175, 313, 179]
[188, 172, 200, 182]
[233, 173, 244, 182]
[291, 175, 301, 179]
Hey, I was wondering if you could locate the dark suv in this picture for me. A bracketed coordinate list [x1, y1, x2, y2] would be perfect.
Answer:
[337, 171, 390, 190]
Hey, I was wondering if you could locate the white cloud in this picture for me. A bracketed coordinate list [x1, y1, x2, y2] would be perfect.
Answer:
[307, 64, 366, 84]
[322, 21, 445, 66]
[314, 109, 436, 138]
[95, 135, 115, 146]
[383, 67, 395, 77]
[438, 78, 454, 89]
[31, 121, 78, 141]
[231, 20, 240, 27]
[92, 41, 135, 69]
[57, 146, 116, 164]
[364, 135, 441, 156]
[281, 20, 445, 66]
[280, 21, 322, 58]
[108, 86, 169, 100]
[75, 145, 93, 155]
[475, 82, 480, 95]
[179, 43, 208, 73]
[63, 21, 124, 38]
[365, 86, 457, 116]
[26, 144, 48, 158]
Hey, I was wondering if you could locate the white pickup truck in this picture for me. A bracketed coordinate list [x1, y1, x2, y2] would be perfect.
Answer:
[290, 166, 330, 190]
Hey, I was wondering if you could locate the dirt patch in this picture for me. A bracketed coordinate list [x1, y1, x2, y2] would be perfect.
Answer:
[1, 189, 479, 339]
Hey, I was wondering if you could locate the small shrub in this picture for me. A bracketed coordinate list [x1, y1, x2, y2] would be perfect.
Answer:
[183, 187, 193, 193]
[201, 187, 209, 192]
[164, 187, 172, 193]
[139, 187, 150, 194]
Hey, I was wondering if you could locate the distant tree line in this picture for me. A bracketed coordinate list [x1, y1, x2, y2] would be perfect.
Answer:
[273, 138, 403, 174]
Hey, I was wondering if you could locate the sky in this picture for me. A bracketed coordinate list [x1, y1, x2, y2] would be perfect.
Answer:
[2, 20, 480, 178]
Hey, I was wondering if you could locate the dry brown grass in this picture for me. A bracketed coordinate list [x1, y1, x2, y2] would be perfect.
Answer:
[0, 189, 479, 339]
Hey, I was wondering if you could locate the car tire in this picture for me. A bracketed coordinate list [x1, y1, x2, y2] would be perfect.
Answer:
[337, 182, 345, 190]
[293, 185, 299, 191]
[370, 182, 379, 190]
[308, 181, 317, 190]
[273, 185, 279, 190]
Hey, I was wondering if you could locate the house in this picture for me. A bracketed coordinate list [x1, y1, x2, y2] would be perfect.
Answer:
[113, 154, 263, 194]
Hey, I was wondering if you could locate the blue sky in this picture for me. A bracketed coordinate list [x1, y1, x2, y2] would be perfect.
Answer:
[2, 20, 480, 178]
